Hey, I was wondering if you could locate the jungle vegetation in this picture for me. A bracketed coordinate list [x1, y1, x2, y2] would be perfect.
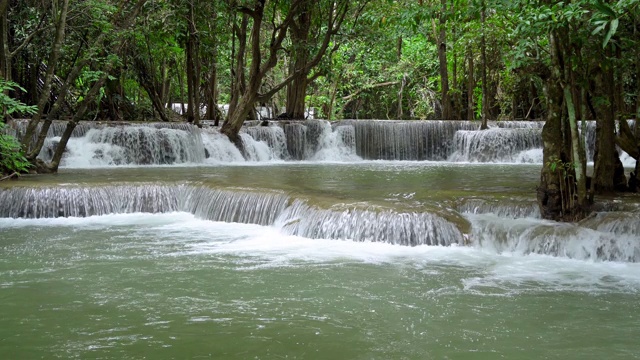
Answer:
[0, 0, 639, 221]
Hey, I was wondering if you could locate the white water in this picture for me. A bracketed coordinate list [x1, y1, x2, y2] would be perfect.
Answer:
[47, 121, 360, 167]
[2, 212, 639, 294]
[13, 118, 638, 166]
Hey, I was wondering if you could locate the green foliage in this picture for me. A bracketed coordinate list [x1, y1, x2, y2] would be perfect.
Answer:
[547, 156, 575, 176]
[474, 84, 483, 120]
[591, 0, 619, 48]
[0, 123, 31, 175]
[0, 80, 38, 117]
[0, 81, 34, 175]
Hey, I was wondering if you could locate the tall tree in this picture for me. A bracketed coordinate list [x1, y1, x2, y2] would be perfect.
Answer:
[221, 0, 350, 146]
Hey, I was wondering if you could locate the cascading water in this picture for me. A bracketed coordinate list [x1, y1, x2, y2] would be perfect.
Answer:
[7, 118, 624, 165]
[275, 200, 463, 246]
[14, 118, 626, 165]
[0, 185, 465, 247]
[338, 120, 479, 160]
[5, 118, 639, 262]
[33, 123, 206, 166]
[281, 120, 358, 160]
[465, 213, 640, 262]
[4, 119, 640, 359]
[243, 125, 289, 160]
[458, 198, 541, 219]
[448, 128, 542, 163]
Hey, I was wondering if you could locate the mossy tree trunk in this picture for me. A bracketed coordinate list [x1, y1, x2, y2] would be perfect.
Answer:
[537, 29, 590, 221]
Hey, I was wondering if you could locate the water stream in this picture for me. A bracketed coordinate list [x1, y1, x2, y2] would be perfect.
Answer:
[1, 120, 639, 358]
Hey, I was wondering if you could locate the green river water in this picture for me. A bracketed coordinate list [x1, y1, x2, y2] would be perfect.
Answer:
[1, 163, 639, 359]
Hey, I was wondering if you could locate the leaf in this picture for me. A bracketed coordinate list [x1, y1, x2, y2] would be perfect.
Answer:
[591, 20, 606, 35]
[602, 18, 618, 48]
[593, 1, 616, 18]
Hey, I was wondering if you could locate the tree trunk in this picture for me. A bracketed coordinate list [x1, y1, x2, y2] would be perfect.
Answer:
[564, 85, 588, 209]
[0, 0, 9, 83]
[538, 30, 589, 221]
[537, 78, 572, 220]
[285, 2, 311, 119]
[467, 50, 474, 120]
[28, 56, 87, 160]
[185, 1, 200, 126]
[49, 70, 111, 171]
[205, 2, 220, 124]
[134, 57, 170, 122]
[228, 14, 248, 123]
[635, 20, 640, 184]
[224, 0, 349, 144]
[630, 38, 640, 191]
[593, 62, 618, 193]
[0, 2, 10, 121]
[205, 64, 221, 123]
[44, 0, 147, 171]
[438, 0, 451, 120]
[22, 0, 69, 151]
[480, 0, 488, 129]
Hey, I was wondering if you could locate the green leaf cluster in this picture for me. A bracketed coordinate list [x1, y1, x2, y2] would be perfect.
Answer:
[0, 80, 38, 117]
[0, 123, 31, 175]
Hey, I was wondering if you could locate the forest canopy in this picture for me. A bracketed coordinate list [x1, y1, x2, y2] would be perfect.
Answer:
[0, 0, 639, 221]
[1, 0, 637, 124]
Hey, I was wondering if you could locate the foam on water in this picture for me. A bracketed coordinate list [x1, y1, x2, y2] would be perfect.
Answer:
[3, 212, 640, 294]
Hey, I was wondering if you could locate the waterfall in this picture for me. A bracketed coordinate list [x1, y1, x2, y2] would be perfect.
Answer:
[181, 187, 291, 226]
[201, 129, 245, 162]
[275, 200, 464, 246]
[57, 126, 206, 166]
[338, 120, 479, 160]
[310, 123, 359, 161]
[458, 198, 541, 219]
[243, 125, 289, 160]
[449, 128, 542, 163]
[0, 185, 182, 218]
[280, 120, 359, 160]
[0, 185, 464, 247]
[10, 119, 634, 165]
[580, 212, 640, 237]
[466, 213, 640, 262]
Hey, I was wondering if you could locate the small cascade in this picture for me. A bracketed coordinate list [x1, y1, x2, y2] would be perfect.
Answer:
[8, 119, 93, 141]
[302, 120, 329, 156]
[0, 185, 289, 225]
[311, 123, 360, 161]
[467, 214, 640, 262]
[449, 128, 542, 163]
[243, 125, 289, 159]
[0, 185, 466, 247]
[340, 120, 479, 160]
[181, 187, 291, 226]
[580, 212, 640, 237]
[200, 129, 245, 162]
[275, 200, 464, 246]
[494, 121, 545, 129]
[458, 198, 541, 218]
[240, 133, 277, 161]
[0, 185, 181, 218]
[59, 126, 206, 166]
[280, 120, 359, 160]
[283, 123, 307, 160]
[10, 118, 635, 165]
[8, 119, 197, 141]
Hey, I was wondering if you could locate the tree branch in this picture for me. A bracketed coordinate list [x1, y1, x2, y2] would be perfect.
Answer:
[342, 81, 400, 102]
